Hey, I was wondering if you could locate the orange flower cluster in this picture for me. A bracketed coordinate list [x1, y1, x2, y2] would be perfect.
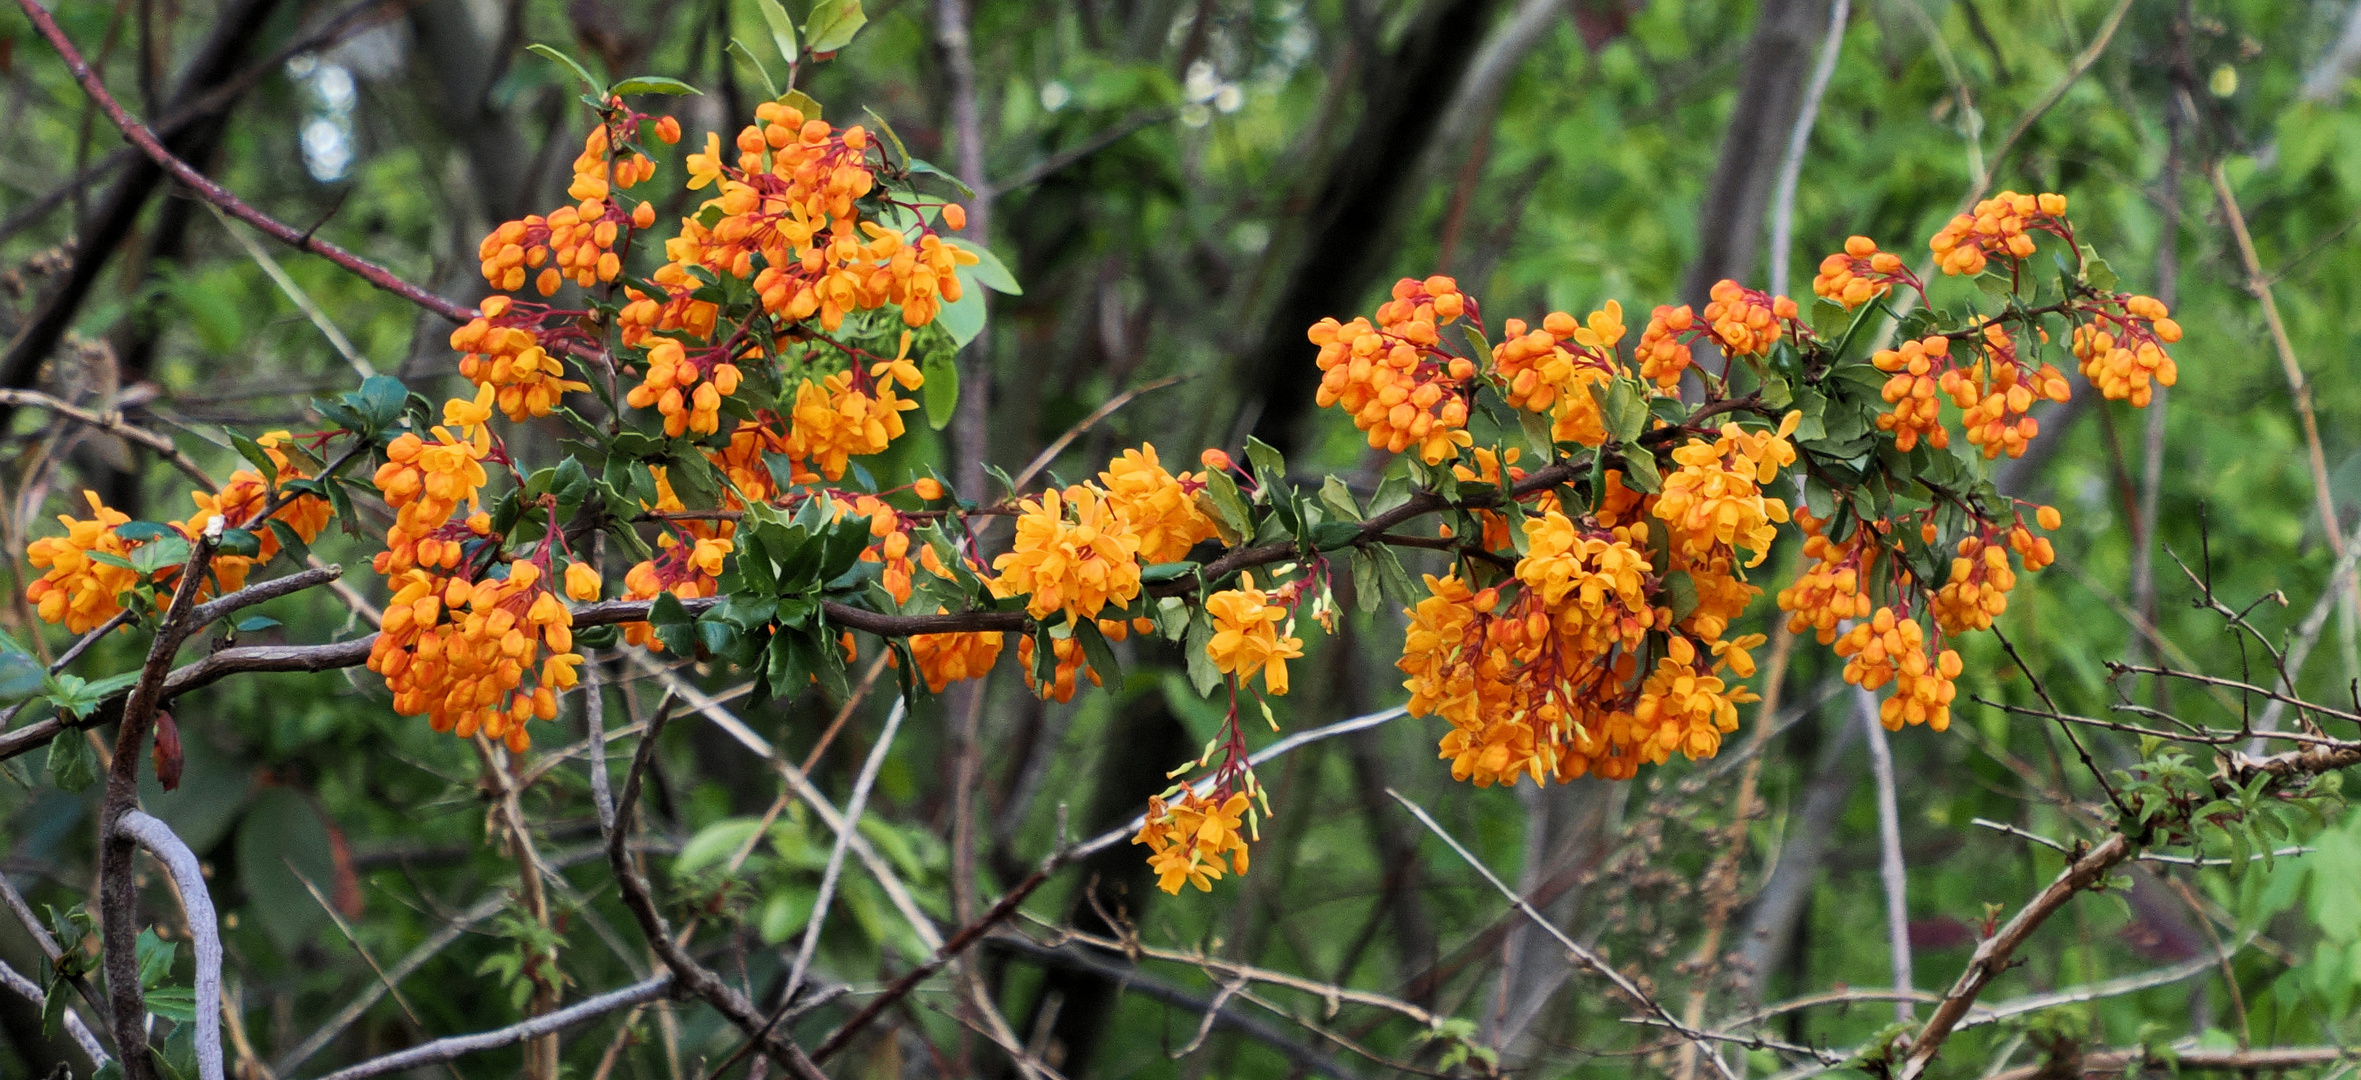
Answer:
[992, 486, 1144, 625]
[373, 390, 497, 576]
[634, 100, 974, 336]
[908, 625, 1005, 693]
[1700, 279, 1797, 357]
[1097, 445, 1219, 563]
[28, 434, 337, 632]
[627, 339, 743, 438]
[1871, 335, 1954, 451]
[1133, 789, 1252, 894]
[1490, 305, 1621, 446]
[477, 118, 671, 297]
[1929, 191, 2069, 276]
[1812, 235, 1915, 309]
[1835, 607, 1960, 731]
[1203, 573, 1303, 695]
[1310, 276, 1478, 463]
[2070, 295, 2181, 408]
[451, 297, 593, 422]
[26, 493, 139, 633]
[1947, 323, 2071, 459]
[369, 560, 582, 753]
[1651, 414, 1800, 567]
[784, 364, 923, 481]
[1635, 304, 1697, 388]
[1776, 510, 1883, 643]
[618, 472, 735, 651]
[1929, 511, 2057, 636]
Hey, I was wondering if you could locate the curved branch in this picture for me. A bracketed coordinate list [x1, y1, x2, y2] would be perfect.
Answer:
[111, 811, 223, 1080]
[0, 389, 219, 491]
[312, 974, 674, 1080]
[13, 0, 475, 324]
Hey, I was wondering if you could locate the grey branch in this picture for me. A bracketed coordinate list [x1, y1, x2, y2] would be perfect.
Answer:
[309, 974, 674, 1080]
[112, 810, 223, 1080]
[0, 957, 110, 1068]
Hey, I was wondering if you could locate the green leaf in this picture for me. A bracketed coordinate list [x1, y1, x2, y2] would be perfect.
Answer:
[131, 535, 193, 577]
[216, 527, 262, 560]
[921, 347, 959, 430]
[726, 39, 781, 99]
[1664, 570, 1701, 622]
[1370, 544, 1415, 609]
[1031, 625, 1059, 687]
[611, 75, 702, 96]
[1811, 297, 1849, 341]
[265, 519, 311, 566]
[779, 88, 824, 122]
[1594, 377, 1647, 445]
[1973, 270, 2013, 298]
[1319, 475, 1362, 521]
[228, 430, 279, 479]
[1072, 618, 1121, 690]
[1368, 471, 1412, 517]
[47, 731, 97, 794]
[1518, 409, 1556, 459]
[936, 274, 987, 348]
[1620, 451, 1662, 493]
[944, 238, 1022, 295]
[1183, 611, 1221, 696]
[1351, 550, 1381, 613]
[2083, 253, 2118, 293]
[233, 615, 281, 633]
[136, 929, 177, 989]
[1242, 437, 1287, 489]
[527, 44, 604, 96]
[756, 0, 800, 65]
[1201, 469, 1252, 538]
[801, 0, 868, 54]
[356, 375, 409, 432]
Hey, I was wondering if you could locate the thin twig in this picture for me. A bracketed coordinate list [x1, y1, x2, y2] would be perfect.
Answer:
[1765, 0, 1852, 297]
[0, 957, 110, 1067]
[1386, 788, 1745, 1080]
[311, 975, 675, 1080]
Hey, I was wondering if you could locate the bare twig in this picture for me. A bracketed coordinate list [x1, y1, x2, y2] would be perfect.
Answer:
[1009, 374, 1188, 491]
[0, 957, 110, 1068]
[312, 975, 675, 1080]
[0, 388, 217, 490]
[13, 0, 474, 323]
[1387, 788, 1745, 1080]
[1896, 833, 2133, 1079]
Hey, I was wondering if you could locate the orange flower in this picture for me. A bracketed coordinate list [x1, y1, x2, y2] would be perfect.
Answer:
[1203, 574, 1303, 695]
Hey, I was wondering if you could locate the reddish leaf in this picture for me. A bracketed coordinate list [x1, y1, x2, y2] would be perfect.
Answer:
[151, 711, 183, 792]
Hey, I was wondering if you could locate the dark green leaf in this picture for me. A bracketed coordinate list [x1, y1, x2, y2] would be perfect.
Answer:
[1072, 618, 1121, 690]
[47, 731, 97, 794]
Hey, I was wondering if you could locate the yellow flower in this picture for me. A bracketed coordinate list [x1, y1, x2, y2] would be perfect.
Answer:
[1203, 573, 1304, 695]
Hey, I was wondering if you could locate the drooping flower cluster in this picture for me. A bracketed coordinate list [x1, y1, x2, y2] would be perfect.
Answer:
[451, 296, 594, 421]
[1929, 510, 2058, 636]
[1310, 276, 1478, 463]
[27, 433, 334, 632]
[1133, 789, 1253, 894]
[1651, 414, 1800, 567]
[1699, 279, 1797, 357]
[1812, 235, 1918, 309]
[1945, 323, 2072, 460]
[1928, 191, 2071, 277]
[2070, 294, 2182, 408]
[1634, 304, 1698, 388]
[1203, 574, 1303, 695]
[369, 560, 582, 753]
[992, 486, 1145, 625]
[477, 115, 672, 297]
[372, 389, 498, 576]
[1835, 607, 1960, 731]
[26, 493, 140, 633]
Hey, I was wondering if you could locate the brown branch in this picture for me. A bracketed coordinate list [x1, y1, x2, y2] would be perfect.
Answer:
[14, 0, 475, 324]
[1895, 833, 2133, 1078]
[810, 865, 1054, 1061]
[603, 697, 829, 1080]
[98, 523, 222, 1080]
[0, 389, 217, 491]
